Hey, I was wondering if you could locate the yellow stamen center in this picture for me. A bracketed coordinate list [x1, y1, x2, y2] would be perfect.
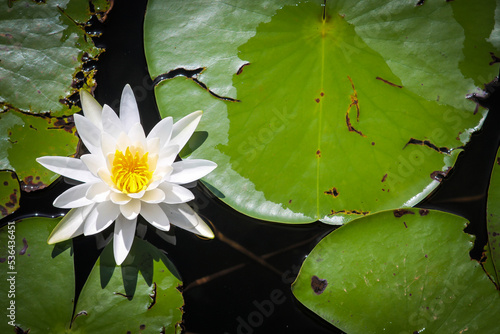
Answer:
[111, 147, 152, 193]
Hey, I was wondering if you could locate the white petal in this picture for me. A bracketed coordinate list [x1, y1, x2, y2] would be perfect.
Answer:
[83, 201, 120, 235]
[160, 203, 214, 238]
[86, 182, 111, 202]
[80, 154, 106, 177]
[141, 203, 170, 231]
[128, 122, 147, 148]
[144, 178, 163, 193]
[115, 132, 132, 153]
[74, 114, 102, 155]
[154, 165, 173, 182]
[170, 110, 202, 151]
[110, 191, 132, 205]
[157, 182, 194, 204]
[147, 116, 173, 148]
[80, 89, 102, 130]
[127, 190, 146, 199]
[147, 137, 160, 157]
[101, 131, 118, 157]
[119, 84, 140, 132]
[97, 167, 114, 188]
[102, 104, 124, 138]
[113, 215, 137, 265]
[156, 145, 179, 171]
[53, 182, 97, 208]
[141, 188, 165, 203]
[36, 156, 98, 183]
[120, 198, 141, 220]
[169, 159, 217, 184]
[47, 205, 94, 244]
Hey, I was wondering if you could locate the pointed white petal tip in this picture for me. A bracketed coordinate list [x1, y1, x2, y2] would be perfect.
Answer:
[79, 89, 103, 128]
[198, 222, 215, 239]
[113, 216, 137, 265]
[47, 207, 89, 244]
[119, 84, 140, 131]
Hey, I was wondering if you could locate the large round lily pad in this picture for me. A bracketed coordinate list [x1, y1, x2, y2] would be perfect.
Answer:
[145, 0, 498, 224]
[292, 208, 500, 333]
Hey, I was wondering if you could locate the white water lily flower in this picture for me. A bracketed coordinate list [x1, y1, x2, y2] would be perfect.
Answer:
[37, 84, 216, 265]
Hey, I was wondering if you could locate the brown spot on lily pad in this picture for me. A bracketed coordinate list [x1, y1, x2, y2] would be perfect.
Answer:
[21, 175, 46, 192]
[430, 167, 451, 182]
[6, 189, 18, 208]
[311, 275, 328, 295]
[393, 209, 415, 218]
[324, 187, 339, 197]
[19, 238, 28, 255]
[329, 209, 369, 216]
[419, 209, 429, 216]
[381, 173, 388, 182]
[50, 116, 75, 134]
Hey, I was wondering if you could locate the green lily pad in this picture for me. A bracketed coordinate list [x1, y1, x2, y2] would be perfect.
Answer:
[486, 146, 500, 285]
[0, 0, 106, 116]
[292, 208, 500, 333]
[0, 217, 75, 333]
[70, 238, 184, 334]
[0, 0, 108, 219]
[0, 170, 20, 218]
[0, 108, 78, 192]
[0, 218, 183, 333]
[145, 0, 498, 224]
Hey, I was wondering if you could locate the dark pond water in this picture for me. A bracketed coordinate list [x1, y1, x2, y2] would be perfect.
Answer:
[2, 0, 500, 333]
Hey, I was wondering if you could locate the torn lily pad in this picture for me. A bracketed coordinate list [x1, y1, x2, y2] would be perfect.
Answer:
[71, 238, 184, 333]
[0, 170, 20, 219]
[0, 109, 78, 193]
[0, 0, 107, 116]
[292, 208, 500, 333]
[145, 0, 499, 224]
[0, 0, 108, 219]
[0, 218, 75, 333]
[0, 217, 183, 333]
